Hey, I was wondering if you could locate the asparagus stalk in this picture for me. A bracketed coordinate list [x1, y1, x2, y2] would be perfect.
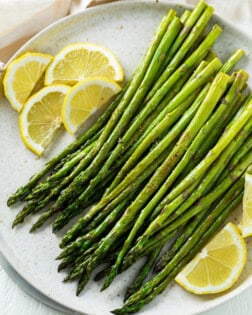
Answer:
[159, 95, 252, 206]
[114, 69, 246, 210]
[147, 70, 247, 222]
[107, 60, 209, 193]
[57, 197, 133, 260]
[120, 228, 180, 274]
[59, 72, 214, 248]
[221, 49, 245, 73]
[99, 72, 229, 289]
[124, 247, 162, 301]
[156, 1, 207, 76]
[54, 24, 222, 216]
[59, 146, 173, 248]
[28, 138, 97, 200]
[74, 58, 221, 225]
[7, 87, 124, 206]
[55, 95, 197, 229]
[155, 132, 251, 272]
[11, 140, 97, 228]
[16, 9, 177, 213]
[29, 171, 114, 232]
[146, 2, 212, 101]
[129, 147, 252, 259]
[48, 14, 182, 212]
[217, 136, 252, 182]
[154, 210, 213, 272]
[120, 179, 244, 311]
[59, 61, 208, 222]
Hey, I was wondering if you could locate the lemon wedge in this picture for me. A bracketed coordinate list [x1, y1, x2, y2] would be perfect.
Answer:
[3, 52, 52, 112]
[62, 76, 121, 134]
[44, 43, 124, 86]
[175, 222, 247, 294]
[19, 84, 70, 156]
[240, 166, 252, 238]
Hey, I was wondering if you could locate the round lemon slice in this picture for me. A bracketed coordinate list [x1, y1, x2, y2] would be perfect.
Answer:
[45, 43, 124, 86]
[240, 166, 252, 238]
[20, 84, 70, 156]
[175, 222, 247, 295]
[62, 76, 121, 135]
[3, 52, 52, 112]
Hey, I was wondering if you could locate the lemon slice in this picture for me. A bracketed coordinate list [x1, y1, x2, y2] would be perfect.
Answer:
[62, 76, 121, 134]
[175, 222, 247, 294]
[3, 52, 52, 112]
[20, 84, 70, 156]
[45, 43, 124, 86]
[240, 166, 252, 238]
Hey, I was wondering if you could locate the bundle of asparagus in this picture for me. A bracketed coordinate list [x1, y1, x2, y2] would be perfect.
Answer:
[8, 1, 252, 313]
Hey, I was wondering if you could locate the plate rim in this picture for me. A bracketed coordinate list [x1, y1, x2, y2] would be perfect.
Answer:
[1, 1, 252, 314]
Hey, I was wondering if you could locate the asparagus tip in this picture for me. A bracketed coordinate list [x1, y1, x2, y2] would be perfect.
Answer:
[63, 275, 71, 282]
[29, 226, 36, 233]
[110, 309, 122, 315]
[11, 221, 17, 229]
[76, 287, 82, 296]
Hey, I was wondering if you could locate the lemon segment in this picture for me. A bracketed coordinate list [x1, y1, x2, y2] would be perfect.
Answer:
[240, 166, 252, 238]
[3, 52, 52, 112]
[44, 43, 124, 86]
[62, 77, 121, 135]
[19, 84, 70, 156]
[175, 222, 247, 295]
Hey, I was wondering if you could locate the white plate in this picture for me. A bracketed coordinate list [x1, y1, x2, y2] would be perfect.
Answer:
[1, 1, 252, 314]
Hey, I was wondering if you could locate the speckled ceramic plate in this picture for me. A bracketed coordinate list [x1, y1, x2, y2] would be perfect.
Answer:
[1, 1, 252, 314]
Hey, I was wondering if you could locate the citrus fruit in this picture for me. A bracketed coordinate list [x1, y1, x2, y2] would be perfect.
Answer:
[3, 52, 52, 111]
[62, 76, 121, 134]
[240, 166, 252, 238]
[175, 222, 247, 294]
[45, 43, 124, 86]
[19, 84, 70, 155]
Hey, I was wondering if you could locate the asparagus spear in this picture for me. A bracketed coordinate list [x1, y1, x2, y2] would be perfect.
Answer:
[54, 23, 221, 215]
[155, 132, 251, 272]
[16, 9, 176, 210]
[217, 136, 252, 183]
[72, 58, 221, 224]
[99, 71, 230, 289]
[124, 247, 162, 301]
[115, 70, 246, 211]
[107, 61, 209, 193]
[11, 141, 97, 228]
[47, 14, 182, 211]
[113, 191, 241, 315]
[57, 61, 209, 224]
[154, 211, 214, 272]
[129, 147, 252, 259]
[28, 138, 98, 200]
[120, 179, 244, 312]
[146, 2, 212, 101]
[147, 71, 247, 222]
[59, 146, 173, 248]
[57, 197, 133, 260]
[159, 95, 252, 206]
[59, 69, 215, 248]
[7, 86, 124, 206]
[29, 171, 114, 232]
[109, 50, 244, 195]
[156, 1, 207, 76]
[120, 228, 181, 274]
[51, 96, 198, 231]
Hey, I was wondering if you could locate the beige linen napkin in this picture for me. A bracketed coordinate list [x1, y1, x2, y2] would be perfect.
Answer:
[1, 0, 252, 63]
[0, 0, 252, 92]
